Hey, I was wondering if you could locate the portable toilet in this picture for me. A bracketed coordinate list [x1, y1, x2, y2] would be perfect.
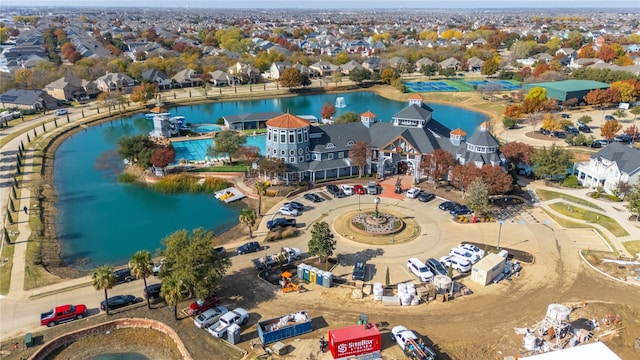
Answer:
[297, 263, 306, 279]
[310, 267, 317, 284]
[303, 265, 310, 281]
[316, 270, 324, 285]
[227, 324, 241, 345]
[323, 271, 332, 288]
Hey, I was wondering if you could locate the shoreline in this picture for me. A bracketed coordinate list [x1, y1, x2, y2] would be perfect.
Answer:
[37, 84, 503, 279]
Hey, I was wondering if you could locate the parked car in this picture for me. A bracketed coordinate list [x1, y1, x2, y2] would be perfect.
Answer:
[100, 295, 139, 311]
[539, 128, 550, 135]
[459, 244, 485, 259]
[614, 134, 632, 143]
[367, 181, 378, 195]
[450, 246, 481, 263]
[281, 247, 303, 261]
[54, 109, 68, 116]
[425, 258, 447, 276]
[190, 293, 222, 315]
[278, 205, 299, 217]
[406, 188, 421, 199]
[352, 261, 366, 281]
[113, 268, 136, 283]
[40, 304, 87, 327]
[283, 201, 304, 211]
[604, 115, 615, 121]
[589, 141, 602, 148]
[214, 246, 227, 257]
[326, 184, 345, 198]
[341, 185, 354, 196]
[593, 139, 610, 147]
[560, 113, 570, 119]
[266, 217, 297, 231]
[578, 125, 592, 133]
[450, 205, 471, 216]
[303, 193, 323, 202]
[552, 131, 566, 139]
[152, 260, 164, 276]
[439, 201, 459, 211]
[439, 255, 472, 273]
[564, 126, 579, 136]
[207, 308, 249, 338]
[237, 241, 261, 255]
[407, 258, 434, 282]
[143, 283, 162, 300]
[418, 192, 435, 202]
[194, 306, 228, 329]
[353, 184, 366, 195]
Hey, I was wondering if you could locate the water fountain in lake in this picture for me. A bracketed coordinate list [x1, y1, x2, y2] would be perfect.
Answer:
[335, 97, 346, 108]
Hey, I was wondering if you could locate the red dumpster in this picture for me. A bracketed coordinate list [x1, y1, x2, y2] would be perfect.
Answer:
[328, 323, 381, 359]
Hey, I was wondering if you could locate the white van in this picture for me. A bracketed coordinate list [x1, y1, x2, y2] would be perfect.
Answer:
[407, 258, 434, 282]
[406, 188, 421, 199]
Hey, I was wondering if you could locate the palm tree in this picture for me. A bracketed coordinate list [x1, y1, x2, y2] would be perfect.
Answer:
[613, 109, 628, 121]
[239, 207, 257, 238]
[161, 274, 184, 321]
[254, 181, 268, 215]
[129, 250, 153, 309]
[92, 265, 116, 315]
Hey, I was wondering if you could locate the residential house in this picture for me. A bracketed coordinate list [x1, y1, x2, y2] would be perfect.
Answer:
[0, 89, 57, 110]
[172, 69, 203, 88]
[415, 57, 435, 69]
[340, 60, 364, 75]
[45, 75, 99, 101]
[362, 57, 385, 73]
[228, 62, 262, 84]
[439, 57, 461, 70]
[309, 61, 342, 77]
[209, 70, 239, 87]
[535, 53, 554, 63]
[467, 57, 485, 72]
[95, 73, 137, 94]
[555, 48, 577, 59]
[269, 62, 292, 80]
[568, 58, 601, 69]
[575, 143, 640, 195]
[387, 56, 408, 69]
[141, 69, 172, 90]
[293, 62, 317, 78]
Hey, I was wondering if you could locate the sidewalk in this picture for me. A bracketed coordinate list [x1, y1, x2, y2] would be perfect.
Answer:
[526, 181, 640, 259]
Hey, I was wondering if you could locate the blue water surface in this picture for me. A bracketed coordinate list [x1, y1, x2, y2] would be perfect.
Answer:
[54, 91, 487, 268]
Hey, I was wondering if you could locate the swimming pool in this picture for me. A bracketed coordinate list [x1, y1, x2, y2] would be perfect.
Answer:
[172, 134, 267, 163]
[192, 124, 222, 133]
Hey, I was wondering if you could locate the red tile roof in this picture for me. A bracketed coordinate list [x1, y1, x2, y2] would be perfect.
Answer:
[450, 128, 467, 136]
[361, 110, 376, 118]
[266, 113, 310, 129]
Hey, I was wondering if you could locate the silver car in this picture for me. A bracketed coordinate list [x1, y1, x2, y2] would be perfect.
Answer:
[193, 306, 228, 329]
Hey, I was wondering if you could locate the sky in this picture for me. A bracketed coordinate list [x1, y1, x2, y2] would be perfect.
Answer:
[3, 0, 639, 9]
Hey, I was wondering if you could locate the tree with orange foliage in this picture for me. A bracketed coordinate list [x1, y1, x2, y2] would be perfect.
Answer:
[532, 63, 551, 78]
[421, 149, 456, 184]
[481, 165, 513, 195]
[601, 120, 622, 141]
[321, 102, 336, 120]
[450, 163, 482, 194]
[596, 44, 617, 63]
[578, 45, 596, 58]
[500, 142, 534, 167]
[584, 89, 608, 107]
[150, 146, 176, 168]
[504, 104, 523, 118]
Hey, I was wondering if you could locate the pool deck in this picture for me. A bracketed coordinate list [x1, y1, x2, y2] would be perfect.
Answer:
[169, 133, 215, 142]
[214, 187, 246, 203]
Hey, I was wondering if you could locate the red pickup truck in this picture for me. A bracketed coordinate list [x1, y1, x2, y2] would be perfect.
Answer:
[40, 304, 87, 327]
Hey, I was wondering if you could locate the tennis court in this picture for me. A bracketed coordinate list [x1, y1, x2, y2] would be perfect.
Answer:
[405, 81, 459, 92]
[466, 80, 521, 91]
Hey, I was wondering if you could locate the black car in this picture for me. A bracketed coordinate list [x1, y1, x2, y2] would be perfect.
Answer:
[439, 201, 459, 211]
[560, 113, 570, 119]
[605, 115, 615, 121]
[237, 241, 261, 255]
[144, 283, 162, 300]
[450, 205, 472, 215]
[304, 193, 323, 202]
[564, 126, 579, 136]
[100, 295, 138, 311]
[418, 192, 435, 202]
[266, 217, 297, 230]
[113, 268, 135, 283]
[284, 201, 305, 211]
[579, 125, 592, 133]
[614, 134, 631, 143]
[426, 258, 448, 276]
[552, 131, 566, 139]
[352, 261, 366, 281]
[539, 128, 550, 135]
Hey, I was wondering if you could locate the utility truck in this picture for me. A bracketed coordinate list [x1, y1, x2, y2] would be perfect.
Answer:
[207, 307, 249, 338]
[391, 326, 436, 360]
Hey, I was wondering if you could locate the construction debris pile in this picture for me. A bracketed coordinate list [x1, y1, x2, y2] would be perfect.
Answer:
[492, 257, 523, 284]
[515, 303, 623, 356]
[360, 280, 472, 305]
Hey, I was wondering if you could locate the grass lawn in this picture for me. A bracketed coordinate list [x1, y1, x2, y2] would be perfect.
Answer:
[543, 211, 619, 256]
[536, 189, 604, 211]
[0, 244, 14, 294]
[623, 240, 640, 258]
[548, 202, 629, 237]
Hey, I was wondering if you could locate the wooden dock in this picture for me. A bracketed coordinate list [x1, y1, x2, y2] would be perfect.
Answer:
[215, 187, 246, 203]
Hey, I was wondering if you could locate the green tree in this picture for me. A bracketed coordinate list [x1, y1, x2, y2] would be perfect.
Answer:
[502, 117, 518, 129]
[577, 115, 593, 125]
[531, 144, 573, 180]
[380, 68, 399, 84]
[333, 111, 360, 124]
[626, 183, 640, 218]
[117, 134, 155, 168]
[254, 181, 268, 215]
[465, 178, 490, 215]
[161, 273, 184, 321]
[159, 228, 231, 300]
[207, 130, 246, 163]
[385, 266, 390, 286]
[92, 265, 116, 315]
[481, 56, 500, 76]
[612, 109, 628, 120]
[308, 221, 336, 269]
[439, 67, 456, 78]
[630, 107, 640, 120]
[129, 250, 153, 309]
[239, 207, 257, 238]
[349, 68, 371, 85]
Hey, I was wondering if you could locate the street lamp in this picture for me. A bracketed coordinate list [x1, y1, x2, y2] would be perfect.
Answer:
[358, 193, 361, 211]
[374, 197, 381, 219]
[497, 220, 505, 250]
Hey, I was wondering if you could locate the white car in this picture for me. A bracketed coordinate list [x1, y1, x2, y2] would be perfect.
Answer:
[440, 255, 472, 273]
[54, 109, 68, 116]
[406, 188, 421, 199]
[278, 206, 299, 217]
[193, 305, 228, 329]
[407, 258, 434, 282]
[152, 260, 164, 276]
[460, 243, 485, 259]
[341, 185, 354, 196]
[450, 246, 481, 263]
